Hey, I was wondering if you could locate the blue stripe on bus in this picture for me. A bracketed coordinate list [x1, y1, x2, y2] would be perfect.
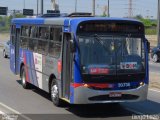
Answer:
[74, 51, 82, 83]
[30, 53, 39, 87]
[12, 18, 45, 25]
[70, 86, 74, 103]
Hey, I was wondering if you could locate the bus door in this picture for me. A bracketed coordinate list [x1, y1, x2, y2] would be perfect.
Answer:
[62, 34, 73, 99]
[10, 26, 20, 74]
[10, 25, 20, 74]
[15, 28, 20, 74]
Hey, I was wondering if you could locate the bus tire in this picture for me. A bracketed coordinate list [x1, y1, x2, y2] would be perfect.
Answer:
[50, 79, 62, 107]
[21, 66, 30, 89]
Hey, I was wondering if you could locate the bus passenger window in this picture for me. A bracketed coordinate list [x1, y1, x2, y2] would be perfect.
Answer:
[39, 27, 49, 39]
[20, 26, 29, 49]
[28, 26, 38, 51]
[50, 28, 54, 41]
[48, 42, 61, 57]
[29, 39, 37, 51]
[30, 26, 38, 38]
[55, 28, 62, 42]
[48, 27, 62, 57]
[11, 25, 16, 45]
[37, 40, 48, 55]
[21, 26, 29, 37]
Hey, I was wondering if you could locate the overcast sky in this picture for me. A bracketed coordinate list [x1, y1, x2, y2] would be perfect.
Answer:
[0, 0, 157, 18]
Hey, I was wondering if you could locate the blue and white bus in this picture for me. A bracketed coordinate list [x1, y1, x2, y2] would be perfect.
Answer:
[10, 13, 150, 106]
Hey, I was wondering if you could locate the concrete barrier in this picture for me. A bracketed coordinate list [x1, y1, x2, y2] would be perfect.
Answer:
[146, 35, 157, 47]
[149, 72, 160, 90]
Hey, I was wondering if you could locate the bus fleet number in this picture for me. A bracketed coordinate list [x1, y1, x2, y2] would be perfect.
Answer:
[118, 83, 130, 88]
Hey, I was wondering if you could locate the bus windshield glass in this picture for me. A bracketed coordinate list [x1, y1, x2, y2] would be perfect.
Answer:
[78, 35, 145, 75]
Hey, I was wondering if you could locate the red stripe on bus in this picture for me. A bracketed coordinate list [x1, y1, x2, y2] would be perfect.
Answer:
[71, 83, 114, 89]
[71, 83, 84, 88]
[23, 52, 29, 82]
[86, 83, 113, 89]
[57, 60, 62, 74]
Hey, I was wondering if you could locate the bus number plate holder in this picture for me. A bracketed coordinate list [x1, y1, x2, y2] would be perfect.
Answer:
[109, 92, 122, 98]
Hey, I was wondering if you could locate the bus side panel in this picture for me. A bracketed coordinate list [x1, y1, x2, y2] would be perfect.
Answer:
[30, 52, 39, 87]
[70, 85, 74, 103]
[24, 50, 32, 83]
[19, 49, 36, 85]
[32, 53, 43, 89]
[19, 49, 55, 93]
[42, 56, 60, 93]
[10, 45, 16, 74]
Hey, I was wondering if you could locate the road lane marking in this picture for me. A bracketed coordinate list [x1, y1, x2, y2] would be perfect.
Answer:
[149, 89, 160, 93]
[0, 102, 32, 120]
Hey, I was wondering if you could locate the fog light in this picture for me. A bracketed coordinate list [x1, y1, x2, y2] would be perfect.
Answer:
[140, 82, 144, 86]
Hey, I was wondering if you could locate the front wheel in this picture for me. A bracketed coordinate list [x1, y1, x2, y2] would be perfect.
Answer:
[50, 80, 62, 107]
[21, 66, 30, 89]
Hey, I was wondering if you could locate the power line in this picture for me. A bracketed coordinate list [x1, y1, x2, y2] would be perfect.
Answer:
[75, 0, 77, 12]
[41, 0, 43, 15]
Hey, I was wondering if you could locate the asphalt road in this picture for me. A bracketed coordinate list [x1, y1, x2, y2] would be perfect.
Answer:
[0, 51, 160, 120]
[149, 61, 160, 73]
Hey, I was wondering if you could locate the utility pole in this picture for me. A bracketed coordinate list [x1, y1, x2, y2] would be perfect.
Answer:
[13, 10, 16, 18]
[157, 0, 160, 45]
[128, 0, 133, 18]
[92, 0, 95, 16]
[108, 0, 110, 17]
[24, 0, 26, 9]
[75, 0, 77, 12]
[41, 0, 43, 15]
[37, 0, 39, 15]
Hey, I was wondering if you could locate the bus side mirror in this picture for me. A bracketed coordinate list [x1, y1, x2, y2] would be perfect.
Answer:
[147, 41, 150, 53]
[70, 40, 76, 53]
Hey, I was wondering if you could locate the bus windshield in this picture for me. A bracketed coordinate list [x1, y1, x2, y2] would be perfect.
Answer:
[78, 35, 145, 75]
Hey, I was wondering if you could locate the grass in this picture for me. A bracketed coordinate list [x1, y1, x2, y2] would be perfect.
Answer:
[145, 29, 157, 35]
[0, 32, 10, 42]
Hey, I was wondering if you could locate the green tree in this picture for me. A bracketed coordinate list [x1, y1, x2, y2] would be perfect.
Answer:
[0, 13, 26, 32]
[134, 14, 143, 20]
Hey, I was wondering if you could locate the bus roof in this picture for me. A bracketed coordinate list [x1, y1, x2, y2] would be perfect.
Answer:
[12, 17, 142, 26]
[12, 17, 143, 33]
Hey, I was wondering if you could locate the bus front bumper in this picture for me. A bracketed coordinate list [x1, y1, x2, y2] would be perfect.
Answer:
[72, 84, 148, 104]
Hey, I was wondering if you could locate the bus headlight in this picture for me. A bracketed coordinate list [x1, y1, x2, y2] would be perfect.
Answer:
[140, 82, 144, 86]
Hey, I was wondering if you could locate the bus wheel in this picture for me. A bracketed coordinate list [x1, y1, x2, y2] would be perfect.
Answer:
[3, 50, 7, 58]
[50, 80, 62, 107]
[21, 66, 30, 89]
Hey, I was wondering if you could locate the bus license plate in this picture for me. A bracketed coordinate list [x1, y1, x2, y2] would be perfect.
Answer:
[109, 92, 122, 98]
[120, 62, 137, 69]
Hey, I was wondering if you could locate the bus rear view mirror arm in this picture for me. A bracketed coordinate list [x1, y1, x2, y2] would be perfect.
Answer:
[70, 39, 76, 53]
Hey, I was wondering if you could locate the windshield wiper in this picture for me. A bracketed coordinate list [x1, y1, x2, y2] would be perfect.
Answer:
[93, 34, 109, 52]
